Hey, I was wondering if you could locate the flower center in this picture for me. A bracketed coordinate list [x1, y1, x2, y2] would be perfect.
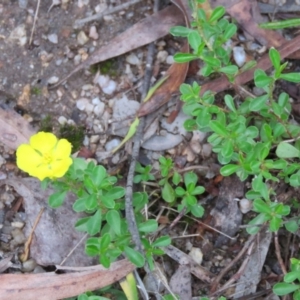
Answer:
[43, 152, 53, 164]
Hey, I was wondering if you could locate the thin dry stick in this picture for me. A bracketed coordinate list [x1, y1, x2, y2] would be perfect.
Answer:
[74, 0, 142, 27]
[60, 233, 88, 266]
[212, 242, 255, 297]
[29, 0, 41, 45]
[274, 232, 287, 275]
[210, 233, 257, 293]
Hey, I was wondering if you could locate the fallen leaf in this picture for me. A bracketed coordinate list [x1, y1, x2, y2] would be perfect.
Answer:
[51, 5, 184, 88]
[0, 259, 135, 300]
[2, 177, 97, 267]
[0, 107, 36, 150]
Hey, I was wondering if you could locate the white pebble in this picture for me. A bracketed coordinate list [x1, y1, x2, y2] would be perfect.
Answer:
[58, 116, 68, 125]
[126, 53, 140, 65]
[233, 46, 246, 67]
[47, 76, 59, 84]
[105, 138, 121, 151]
[11, 221, 24, 229]
[83, 135, 89, 146]
[78, 0, 89, 8]
[239, 198, 252, 214]
[94, 102, 105, 116]
[77, 31, 89, 45]
[48, 33, 58, 44]
[97, 75, 117, 95]
[157, 50, 168, 63]
[76, 98, 89, 111]
[85, 103, 94, 114]
[189, 247, 203, 265]
[92, 97, 101, 105]
[166, 55, 174, 64]
[89, 26, 99, 40]
[90, 135, 100, 144]
[22, 259, 37, 273]
[201, 143, 212, 158]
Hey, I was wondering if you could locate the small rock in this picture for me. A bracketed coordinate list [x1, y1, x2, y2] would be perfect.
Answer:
[233, 46, 246, 67]
[105, 138, 121, 151]
[85, 103, 94, 114]
[78, 0, 89, 7]
[90, 135, 100, 144]
[77, 31, 89, 45]
[33, 265, 46, 274]
[19, 0, 28, 8]
[47, 76, 59, 85]
[166, 55, 174, 64]
[157, 50, 168, 63]
[89, 26, 99, 40]
[11, 222, 25, 229]
[22, 259, 37, 272]
[189, 247, 203, 265]
[11, 228, 26, 246]
[239, 198, 252, 214]
[83, 135, 89, 146]
[97, 75, 117, 95]
[126, 53, 140, 65]
[8, 24, 27, 46]
[48, 33, 58, 44]
[76, 98, 89, 111]
[201, 143, 212, 158]
[58, 116, 68, 125]
[94, 103, 105, 116]
[92, 97, 101, 105]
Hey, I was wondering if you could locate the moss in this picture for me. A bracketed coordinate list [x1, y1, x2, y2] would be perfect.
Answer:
[31, 86, 42, 95]
[58, 124, 85, 153]
[90, 59, 118, 77]
[39, 115, 53, 132]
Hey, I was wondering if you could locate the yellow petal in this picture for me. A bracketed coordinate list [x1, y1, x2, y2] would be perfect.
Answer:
[16, 144, 43, 174]
[30, 132, 57, 154]
[31, 164, 54, 181]
[53, 139, 72, 160]
[51, 157, 73, 178]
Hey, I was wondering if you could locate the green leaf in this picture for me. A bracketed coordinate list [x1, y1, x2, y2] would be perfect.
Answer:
[223, 23, 237, 40]
[246, 213, 268, 235]
[285, 220, 299, 233]
[269, 47, 281, 71]
[284, 271, 300, 283]
[259, 18, 300, 29]
[209, 120, 228, 136]
[191, 204, 204, 217]
[219, 65, 238, 76]
[152, 236, 171, 247]
[224, 94, 236, 112]
[273, 123, 286, 138]
[220, 164, 240, 176]
[276, 142, 300, 158]
[279, 73, 300, 83]
[254, 69, 273, 88]
[249, 95, 268, 111]
[170, 26, 192, 37]
[174, 53, 198, 63]
[273, 282, 300, 296]
[172, 172, 181, 185]
[183, 172, 197, 188]
[209, 6, 225, 22]
[185, 195, 197, 206]
[48, 191, 67, 208]
[91, 165, 107, 186]
[124, 247, 145, 267]
[104, 186, 125, 200]
[85, 194, 98, 210]
[202, 56, 221, 68]
[270, 216, 281, 232]
[188, 31, 202, 52]
[138, 220, 158, 233]
[175, 186, 186, 197]
[253, 199, 271, 214]
[106, 210, 121, 235]
[191, 186, 205, 195]
[162, 182, 175, 203]
[221, 139, 234, 158]
[86, 209, 102, 235]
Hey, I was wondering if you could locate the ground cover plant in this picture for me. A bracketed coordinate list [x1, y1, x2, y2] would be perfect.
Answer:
[5, 0, 300, 299]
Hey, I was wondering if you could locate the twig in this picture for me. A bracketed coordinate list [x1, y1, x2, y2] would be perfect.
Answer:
[74, 0, 142, 27]
[29, 0, 41, 45]
[274, 232, 287, 275]
[210, 233, 257, 293]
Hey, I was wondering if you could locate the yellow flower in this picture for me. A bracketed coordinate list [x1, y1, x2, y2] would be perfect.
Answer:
[16, 132, 72, 181]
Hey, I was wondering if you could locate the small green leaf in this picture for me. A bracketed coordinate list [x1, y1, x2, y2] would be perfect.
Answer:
[253, 199, 271, 214]
[170, 26, 192, 37]
[219, 65, 238, 75]
[249, 95, 268, 111]
[273, 282, 300, 296]
[202, 56, 221, 68]
[285, 220, 299, 233]
[223, 23, 237, 40]
[270, 216, 282, 232]
[106, 210, 121, 235]
[246, 213, 268, 235]
[174, 53, 198, 63]
[254, 69, 273, 88]
[276, 142, 300, 158]
[221, 139, 234, 158]
[188, 31, 202, 52]
[86, 209, 102, 236]
[162, 182, 175, 203]
[224, 94, 236, 112]
[138, 220, 158, 233]
[209, 120, 228, 136]
[191, 186, 205, 195]
[209, 6, 225, 22]
[124, 247, 145, 267]
[91, 165, 107, 186]
[48, 191, 67, 208]
[269, 48, 281, 71]
[220, 164, 239, 176]
[172, 172, 181, 185]
[279, 73, 300, 83]
[152, 236, 171, 247]
[191, 204, 204, 217]
[284, 271, 300, 283]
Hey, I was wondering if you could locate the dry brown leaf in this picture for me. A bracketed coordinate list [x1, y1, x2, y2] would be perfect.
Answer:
[18, 84, 31, 106]
[52, 5, 184, 88]
[0, 259, 135, 300]
[0, 107, 36, 150]
[2, 178, 97, 267]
